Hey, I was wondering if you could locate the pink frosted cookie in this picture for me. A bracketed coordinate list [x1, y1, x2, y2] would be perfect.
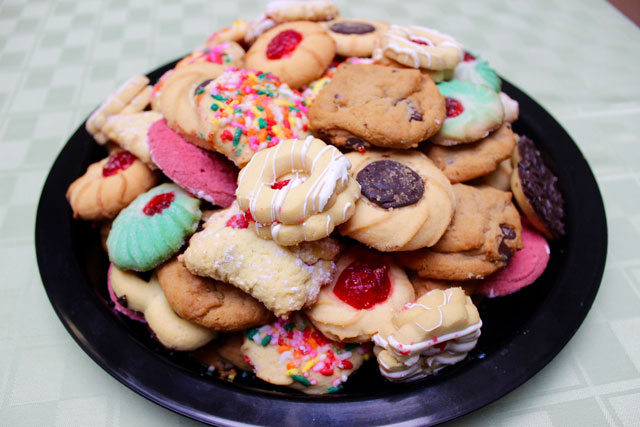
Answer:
[148, 119, 238, 207]
[474, 220, 550, 298]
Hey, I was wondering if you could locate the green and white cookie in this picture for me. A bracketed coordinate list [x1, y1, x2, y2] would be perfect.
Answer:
[453, 52, 501, 92]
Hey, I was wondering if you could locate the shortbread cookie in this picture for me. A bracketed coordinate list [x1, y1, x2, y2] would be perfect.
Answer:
[244, 21, 336, 89]
[309, 64, 446, 149]
[236, 137, 360, 246]
[423, 123, 516, 183]
[511, 135, 565, 239]
[102, 111, 163, 166]
[373, 287, 482, 382]
[107, 183, 202, 272]
[108, 264, 215, 351]
[241, 314, 369, 394]
[265, 0, 339, 23]
[195, 68, 310, 166]
[66, 151, 158, 220]
[180, 203, 340, 317]
[431, 79, 505, 146]
[323, 18, 389, 57]
[157, 257, 273, 331]
[119, 85, 153, 115]
[452, 51, 501, 92]
[206, 20, 251, 45]
[306, 246, 415, 342]
[339, 149, 455, 252]
[398, 183, 523, 280]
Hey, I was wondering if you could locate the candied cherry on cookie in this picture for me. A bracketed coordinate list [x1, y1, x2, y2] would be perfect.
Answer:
[244, 21, 336, 89]
[380, 25, 464, 71]
[66, 150, 158, 221]
[236, 136, 361, 246]
[430, 79, 505, 146]
[107, 183, 202, 272]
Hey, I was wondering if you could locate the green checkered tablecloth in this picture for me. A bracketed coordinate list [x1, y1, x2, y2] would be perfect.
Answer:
[1, 0, 640, 425]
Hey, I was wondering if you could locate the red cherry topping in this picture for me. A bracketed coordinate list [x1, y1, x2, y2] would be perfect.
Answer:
[333, 257, 391, 310]
[410, 37, 432, 47]
[225, 211, 254, 229]
[143, 192, 175, 216]
[445, 97, 464, 118]
[463, 51, 476, 62]
[266, 30, 303, 60]
[271, 179, 291, 190]
[102, 151, 137, 177]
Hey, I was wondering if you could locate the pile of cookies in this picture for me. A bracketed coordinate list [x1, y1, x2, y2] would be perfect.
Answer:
[66, 0, 565, 395]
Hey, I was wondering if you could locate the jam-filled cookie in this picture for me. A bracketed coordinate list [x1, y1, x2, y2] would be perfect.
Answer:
[339, 149, 455, 252]
[244, 21, 336, 89]
[323, 18, 389, 57]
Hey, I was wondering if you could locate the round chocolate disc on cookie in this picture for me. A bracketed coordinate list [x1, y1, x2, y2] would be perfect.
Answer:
[356, 160, 425, 209]
[329, 21, 376, 35]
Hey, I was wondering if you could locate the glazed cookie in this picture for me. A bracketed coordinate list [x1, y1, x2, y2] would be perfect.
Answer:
[309, 64, 446, 149]
[107, 183, 202, 272]
[373, 287, 482, 382]
[236, 137, 360, 246]
[66, 151, 158, 221]
[339, 149, 455, 252]
[380, 25, 464, 71]
[157, 257, 273, 332]
[423, 123, 516, 183]
[323, 18, 389, 57]
[305, 246, 415, 343]
[180, 203, 340, 317]
[511, 135, 565, 239]
[452, 51, 501, 92]
[431, 79, 504, 146]
[241, 314, 370, 395]
[195, 68, 310, 167]
[398, 183, 523, 280]
[244, 21, 336, 89]
[101, 111, 163, 166]
[265, 0, 339, 23]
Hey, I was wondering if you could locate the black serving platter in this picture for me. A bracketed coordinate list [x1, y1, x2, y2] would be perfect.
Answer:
[35, 60, 607, 426]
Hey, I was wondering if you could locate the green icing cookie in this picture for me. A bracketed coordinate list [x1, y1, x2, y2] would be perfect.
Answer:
[453, 58, 501, 92]
[107, 183, 202, 271]
[433, 79, 504, 145]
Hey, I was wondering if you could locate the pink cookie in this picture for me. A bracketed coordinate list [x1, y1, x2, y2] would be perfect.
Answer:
[148, 119, 238, 207]
[475, 220, 550, 298]
[107, 263, 145, 322]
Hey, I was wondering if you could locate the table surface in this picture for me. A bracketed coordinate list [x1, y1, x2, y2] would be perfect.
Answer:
[1, 0, 640, 425]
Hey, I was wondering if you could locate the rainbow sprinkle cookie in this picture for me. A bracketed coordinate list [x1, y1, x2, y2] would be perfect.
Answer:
[196, 67, 310, 167]
[241, 314, 370, 394]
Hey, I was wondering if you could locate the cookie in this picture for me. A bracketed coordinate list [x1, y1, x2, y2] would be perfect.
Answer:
[108, 264, 216, 351]
[423, 123, 516, 183]
[452, 51, 501, 92]
[66, 150, 159, 221]
[373, 287, 482, 382]
[409, 274, 476, 298]
[469, 158, 513, 191]
[157, 257, 273, 331]
[500, 92, 519, 124]
[180, 203, 340, 317]
[243, 15, 277, 45]
[193, 333, 252, 379]
[309, 64, 446, 149]
[339, 149, 455, 252]
[244, 21, 336, 89]
[101, 111, 163, 166]
[430, 79, 504, 146]
[119, 85, 153, 115]
[323, 18, 389, 57]
[148, 119, 238, 207]
[265, 0, 339, 23]
[175, 40, 245, 69]
[510, 135, 565, 239]
[206, 20, 251, 45]
[241, 314, 369, 394]
[107, 183, 202, 272]
[397, 183, 523, 280]
[236, 136, 360, 246]
[305, 246, 415, 343]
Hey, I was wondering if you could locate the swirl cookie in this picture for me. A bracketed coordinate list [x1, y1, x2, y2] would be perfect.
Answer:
[423, 123, 516, 183]
[236, 136, 360, 246]
[107, 183, 202, 272]
[265, 0, 339, 23]
[195, 68, 310, 167]
[309, 64, 446, 149]
[306, 246, 415, 343]
[157, 257, 273, 331]
[398, 183, 523, 280]
[244, 21, 336, 89]
[241, 314, 370, 394]
[431, 79, 505, 146]
[339, 149, 455, 252]
[180, 203, 340, 317]
[66, 150, 158, 221]
[323, 18, 389, 57]
[373, 287, 482, 382]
